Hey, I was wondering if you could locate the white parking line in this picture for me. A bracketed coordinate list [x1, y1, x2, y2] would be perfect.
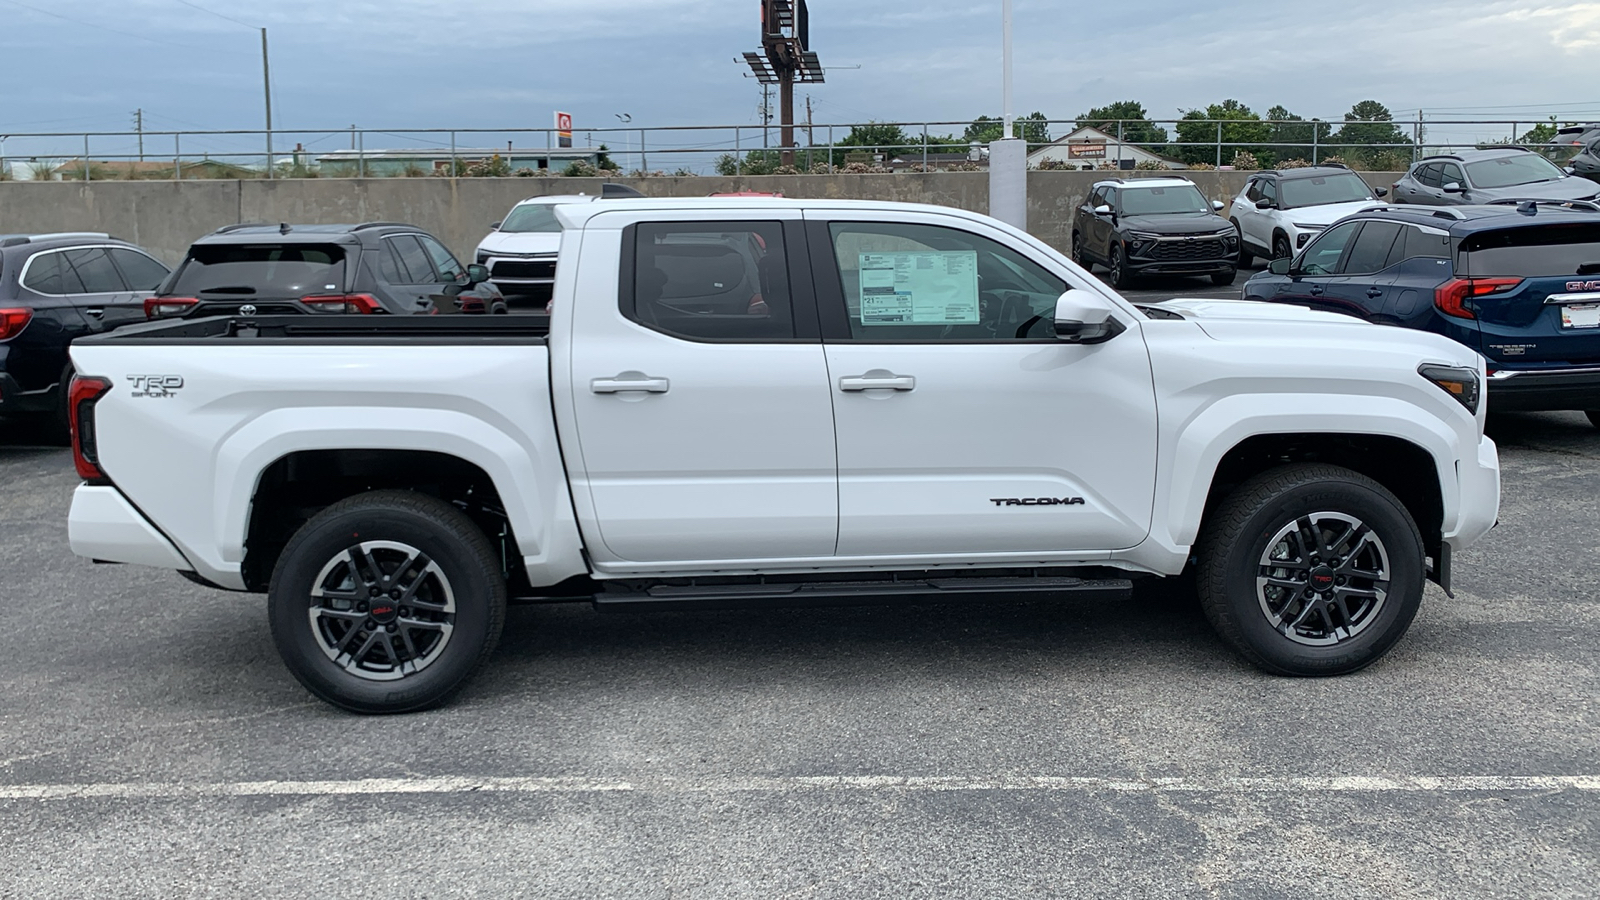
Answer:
[1, 774, 1595, 801]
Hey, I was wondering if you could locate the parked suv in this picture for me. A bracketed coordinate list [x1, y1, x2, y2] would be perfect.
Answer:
[1392, 148, 1599, 206]
[1548, 123, 1600, 183]
[1071, 177, 1239, 288]
[0, 232, 169, 436]
[476, 183, 643, 306]
[1241, 201, 1600, 425]
[1229, 164, 1386, 265]
[146, 223, 498, 320]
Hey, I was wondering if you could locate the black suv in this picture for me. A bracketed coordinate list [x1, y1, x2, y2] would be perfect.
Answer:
[1242, 200, 1600, 425]
[0, 232, 170, 435]
[146, 223, 499, 320]
[1071, 176, 1239, 288]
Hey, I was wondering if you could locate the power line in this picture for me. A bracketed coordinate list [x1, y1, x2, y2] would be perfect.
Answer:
[171, 0, 257, 30]
[0, 0, 230, 53]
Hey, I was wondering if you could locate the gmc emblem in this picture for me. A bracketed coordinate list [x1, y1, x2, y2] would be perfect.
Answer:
[1567, 281, 1600, 291]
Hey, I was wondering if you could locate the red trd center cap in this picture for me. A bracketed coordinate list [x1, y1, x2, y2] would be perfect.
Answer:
[1309, 567, 1337, 591]
[368, 602, 399, 623]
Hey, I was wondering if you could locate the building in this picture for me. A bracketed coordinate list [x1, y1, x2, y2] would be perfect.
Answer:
[1028, 126, 1186, 171]
[48, 158, 258, 180]
[314, 147, 601, 177]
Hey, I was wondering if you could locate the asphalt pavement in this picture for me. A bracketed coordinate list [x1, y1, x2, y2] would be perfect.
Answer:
[1, 383, 1597, 896]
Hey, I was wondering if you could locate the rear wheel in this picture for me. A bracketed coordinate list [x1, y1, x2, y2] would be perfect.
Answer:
[1109, 244, 1134, 290]
[1272, 233, 1293, 261]
[1197, 464, 1424, 677]
[1587, 410, 1600, 430]
[268, 490, 506, 714]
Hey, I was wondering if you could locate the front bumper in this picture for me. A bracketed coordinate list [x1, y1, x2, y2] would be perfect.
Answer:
[1444, 434, 1500, 555]
[1486, 366, 1600, 412]
[68, 485, 193, 570]
[1127, 259, 1236, 276]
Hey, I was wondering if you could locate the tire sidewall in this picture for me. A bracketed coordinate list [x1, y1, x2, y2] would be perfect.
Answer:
[1213, 480, 1424, 676]
[269, 499, 501, 713]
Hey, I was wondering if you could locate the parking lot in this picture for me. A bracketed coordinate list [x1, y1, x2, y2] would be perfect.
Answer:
[2, 367, 1597, 898]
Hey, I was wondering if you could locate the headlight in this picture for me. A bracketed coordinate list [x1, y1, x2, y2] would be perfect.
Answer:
[1129, 232, 1161, 240]
[1291, 224, 1325, 231]
[475, 251, 490, 264]
[1419, 364, 1481, 414]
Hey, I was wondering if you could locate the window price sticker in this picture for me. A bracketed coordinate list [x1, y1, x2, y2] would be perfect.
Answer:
[858, 251, 979, 325]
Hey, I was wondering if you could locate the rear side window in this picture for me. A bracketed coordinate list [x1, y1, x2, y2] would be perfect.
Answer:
[63, 248, 126, 293]
[1387, 226, 1452, 266]
[1459, 224, 1600, 277]
[1415, 164, 1443, 188]
[170, 243, 347, 298]
[21, 251, 83, 294]
[626, 221, 792, 340]
[107, 248, 170, 291]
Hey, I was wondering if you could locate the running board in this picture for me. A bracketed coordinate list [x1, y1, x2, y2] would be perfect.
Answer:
[593, 576, 1133, 611]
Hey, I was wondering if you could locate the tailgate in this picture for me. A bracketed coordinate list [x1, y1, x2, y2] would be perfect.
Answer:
[1461, 222, 1600, 367]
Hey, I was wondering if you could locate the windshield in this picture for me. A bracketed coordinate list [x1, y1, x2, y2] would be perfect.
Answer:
[170, 244, 346, 297]
[1460, 224, 1600, 277]
[1280, 173, 1375, 209]
[499, 203, 563, 233]
[1120, 185, 1209, 216]
[1465, 154, 1567, 189]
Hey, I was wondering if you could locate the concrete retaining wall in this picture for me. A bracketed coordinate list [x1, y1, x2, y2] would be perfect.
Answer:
[0, 171, 1403, 266]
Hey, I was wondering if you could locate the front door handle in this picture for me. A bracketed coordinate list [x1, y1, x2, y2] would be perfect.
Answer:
[84, 308, 105, 319]
[591, 372, 670, 394]
[840, 371, 916, 392]
[1366, 288, 1384, 298]
[1309, 285, 1325, 296]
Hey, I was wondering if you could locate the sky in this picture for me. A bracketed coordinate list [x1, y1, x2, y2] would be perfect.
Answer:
[2, 0, 1599, 170]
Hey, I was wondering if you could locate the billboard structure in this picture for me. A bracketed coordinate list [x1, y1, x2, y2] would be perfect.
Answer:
[742, 0, 824, 167]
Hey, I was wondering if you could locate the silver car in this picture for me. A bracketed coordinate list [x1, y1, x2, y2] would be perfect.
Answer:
[1392, 147, 1599, 205]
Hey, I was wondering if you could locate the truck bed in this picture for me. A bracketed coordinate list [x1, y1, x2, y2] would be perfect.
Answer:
[76, 314, 550, 345]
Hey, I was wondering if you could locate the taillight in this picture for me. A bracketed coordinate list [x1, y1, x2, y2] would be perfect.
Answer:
[301, 293, 380, 313]
[69, 375, 113, 481]
[1433, 278, 1523, 319]
[0, 307, 33, 340]
[145, 297, 198, 319]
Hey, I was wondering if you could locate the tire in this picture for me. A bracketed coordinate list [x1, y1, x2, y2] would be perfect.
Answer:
[1231, 220, 1252, 268]
[1196, 463, 1425, 677]
[1211, 269, 1238, 287]
[1272, 233, 1293, 261]
[1071, 233, 1092, 272]
[1109, 243, 1134, 290]
[1587, 410, 1600, 430]
[45, 363, 74, 446]
[268, 490, 507, 714]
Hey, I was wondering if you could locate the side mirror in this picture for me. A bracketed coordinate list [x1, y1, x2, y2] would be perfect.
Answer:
[466, 263, 490, 284]
[1269, 258, 1293, 276]
[1053, 292, 1126, 344]
[1565, 166, 1577, 176]
[1212, 200, 1225, 211]
[1254, 198, 1275, 210]
[1093, 204, 1113, 216]
[1442, 182, 1464, 194]
[1375, 187, 1389, 198]
[489, 221, 502, 230]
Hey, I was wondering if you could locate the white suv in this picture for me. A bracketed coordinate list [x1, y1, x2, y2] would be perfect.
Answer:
[474, 183, 642, 304]
[1229, 165, 1385, 265]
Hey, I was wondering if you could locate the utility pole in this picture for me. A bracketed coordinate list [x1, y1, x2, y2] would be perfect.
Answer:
[262, 27, 274, 179]
[133, 109, 144, 161]
[762, 84, 771, 151]
[805, 95, 815, 168]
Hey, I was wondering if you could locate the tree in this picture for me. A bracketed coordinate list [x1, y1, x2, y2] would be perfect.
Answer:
[1075, 101, 1168, 147]
[1517, 117, 1561, 146]
[1171, 99, 1269, 166]
[1262, 105, 1333, 164]
[595, 144, 621, 172]
[1331, 100, 1411, 167]
[962, 112, 1051, 146]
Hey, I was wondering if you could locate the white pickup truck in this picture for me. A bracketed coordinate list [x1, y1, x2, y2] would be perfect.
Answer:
[64, 198, 1501, 713]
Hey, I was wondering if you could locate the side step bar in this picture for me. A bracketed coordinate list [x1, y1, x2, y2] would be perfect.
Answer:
[593, 575, 1133, 612]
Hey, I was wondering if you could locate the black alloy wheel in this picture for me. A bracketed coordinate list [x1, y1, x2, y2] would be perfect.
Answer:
[1109, 243, 1133, 290]
[1072, 233, 1091, 271]
[1272, 234, 1293, 261]
[1197, 463, 1424, 676]
[269, 490, 506, 713]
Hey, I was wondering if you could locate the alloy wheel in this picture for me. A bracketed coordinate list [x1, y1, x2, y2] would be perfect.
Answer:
[1256, 512, 1390, 647]
[306, 540, 457, 681]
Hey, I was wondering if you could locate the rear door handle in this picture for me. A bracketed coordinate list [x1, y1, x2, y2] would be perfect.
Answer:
[840, 372, 916, 392]
[1309, 285, 1325, 296]
[591, 372, 670, 394]
[84, 308, 104, 319]
[1366, 288, 1384, 298]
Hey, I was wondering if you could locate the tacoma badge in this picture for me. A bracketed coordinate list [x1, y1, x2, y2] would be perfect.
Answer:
[990, 497, 1086, 507]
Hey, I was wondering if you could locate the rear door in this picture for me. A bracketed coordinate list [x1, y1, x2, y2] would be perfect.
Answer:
[562, 212, 839, 566]
[104, 247, 171, 328]
[1460, 223, 1600, 368]
[21, 247, 132, 334]
[1316, 220, 1404, 320]
[379, 234, 447, 313]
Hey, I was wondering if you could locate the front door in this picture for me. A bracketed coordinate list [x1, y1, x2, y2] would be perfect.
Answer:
[807, 213, 1158, 560]
[563, 213, 838, 565]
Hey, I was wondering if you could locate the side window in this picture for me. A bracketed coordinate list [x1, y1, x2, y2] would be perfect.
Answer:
[62, 248, 126, 293]
[21, 251, 79, 294]
[417, 235, 464, 283]
[1244, 179, 1262, 203]
[826, 221, 1069, 342]
[386, 235, 435, 283]
[1439, 163, 1466, 188]
[1105, 188, 1119, 212]
[378, 241, 406, 283]
[1260, 179, 1278, 205]
[1088, 187, 1106, 209]
[1298, 221, 1362, 275]
[1342, 221, 1403, 274]
[627, 221, 793, 341]
[107, 248, 170, 291]
[1415, 164, 1443, 188]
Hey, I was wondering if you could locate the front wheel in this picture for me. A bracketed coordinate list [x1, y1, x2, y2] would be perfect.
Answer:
[1071, 233, 1092, 272]
[1196, 464, 1424, 677]
[1231, 220, 1252, 268]
[268, 490, 507, 713]
[1109, 244, 1134, 290]
[1272, 234, 1293, 261]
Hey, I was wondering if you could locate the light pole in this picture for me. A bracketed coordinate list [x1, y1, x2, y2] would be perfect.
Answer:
[616, 113, 632, 171]
[988, 0, 1027, 230]
[0, 136, 8, 180]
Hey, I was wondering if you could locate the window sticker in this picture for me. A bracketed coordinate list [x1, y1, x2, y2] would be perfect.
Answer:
[857, 251, 979, 325]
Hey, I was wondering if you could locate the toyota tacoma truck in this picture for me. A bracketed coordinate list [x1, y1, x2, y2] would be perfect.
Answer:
[64, 198, 1501, 714]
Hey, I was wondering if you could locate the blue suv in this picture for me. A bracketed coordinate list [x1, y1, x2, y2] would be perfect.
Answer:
[1242, 201, 1600, 426]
